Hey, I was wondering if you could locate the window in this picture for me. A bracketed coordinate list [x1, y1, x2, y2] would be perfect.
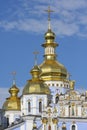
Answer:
[52, 84, 54, 86]
[39, 101, 42, 113]
[7, 117, 9, 127]
[55, 95, 59, 104]
[56, 84, 59, 86]
[72, 125, 75, 130]
[48, 125, 51, 130]
[28, 102, 31, 112]
[72, 105, 74, 116]
[48, 84, 50, 86]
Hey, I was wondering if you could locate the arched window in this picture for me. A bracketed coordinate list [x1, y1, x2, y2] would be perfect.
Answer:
[7, 117, 9, 127]
[55, 96, 59, 104]
[39, 101, 42, 113]
[72, 105, 74, 116]
[48, 125, 51, 130]
[28, 102, 31, 112]
[72, 125, 75, 130]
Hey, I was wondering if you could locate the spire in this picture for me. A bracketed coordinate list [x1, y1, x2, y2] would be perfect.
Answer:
[30, 51, 40, 80]
[45, 6, 54, 30]
[33, 51, 39, 65]
[9, 71, 19, 97]
[3, 73, 20, 111]
[42, 7, 58, 61]
[12, 71, 16, 85]
[30, 65, 41, 80]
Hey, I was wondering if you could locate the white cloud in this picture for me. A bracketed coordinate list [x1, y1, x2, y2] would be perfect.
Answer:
[0, 21, 18, 30]
[0, 19, 47, 33]
[53, 20, 79, 36]
[78, 15, 87, 25]
[0, 0, 87, 37]
[56, 0, 87, 11]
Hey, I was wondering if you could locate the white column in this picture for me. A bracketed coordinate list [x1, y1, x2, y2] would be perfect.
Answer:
[32, 96, 37, 115]
[9, 113, 14, 125]
[78, 106, 81, 116]
[52, 123, 58, 130]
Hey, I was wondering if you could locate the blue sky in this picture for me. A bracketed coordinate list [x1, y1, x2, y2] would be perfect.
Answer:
[0, 0, 87, 107]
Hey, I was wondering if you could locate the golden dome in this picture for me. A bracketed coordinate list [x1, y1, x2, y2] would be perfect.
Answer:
[9, 84, 19, 97]
[39, 24, 67, 81]
[42, 29, 58, 48]
[45, 29, 55, 40]
[40, 60, 67, 81]
[22, 65, 50, 95]
[2, 84, 20, 111]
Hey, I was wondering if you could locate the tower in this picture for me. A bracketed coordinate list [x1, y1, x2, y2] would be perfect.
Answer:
[39, 7, 72, 110]
[2, 78, 21, 127]
[21, 65, 50, 116]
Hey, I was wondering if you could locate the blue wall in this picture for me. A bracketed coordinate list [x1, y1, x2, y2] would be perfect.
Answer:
[58, 121, 87, 130]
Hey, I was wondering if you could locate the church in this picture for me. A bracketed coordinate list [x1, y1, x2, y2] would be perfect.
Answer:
[0, 7, 87, 130]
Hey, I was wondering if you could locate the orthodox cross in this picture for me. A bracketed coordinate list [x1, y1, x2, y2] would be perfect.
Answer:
[33, 51, 39, 65]
[45, 6, 54, 29]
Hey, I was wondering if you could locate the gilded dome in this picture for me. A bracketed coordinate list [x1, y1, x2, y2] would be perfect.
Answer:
[22, 65, 50, 95]
[39, 24, 67, 81]
[45, 29, 55, 40]
[2, 97, 20, 111]
[39, 60, 67, 81]
[2, 84, 20, 111]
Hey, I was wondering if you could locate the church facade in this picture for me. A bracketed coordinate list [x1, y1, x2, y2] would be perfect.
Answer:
[0, 7, 87, 130]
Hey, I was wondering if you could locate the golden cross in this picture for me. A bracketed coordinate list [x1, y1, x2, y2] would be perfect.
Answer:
[45, 6, 54, 21]
[45, 6, 54, 29]
[33, 51, 39, 65]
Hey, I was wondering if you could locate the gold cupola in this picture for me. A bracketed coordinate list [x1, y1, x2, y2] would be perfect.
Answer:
[22, 65, 50, 95]
[2, 78, 20, 111]
[39, 7, 67, 81]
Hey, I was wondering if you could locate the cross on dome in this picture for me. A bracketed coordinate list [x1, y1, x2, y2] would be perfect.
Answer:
[45, 6, 54, 29]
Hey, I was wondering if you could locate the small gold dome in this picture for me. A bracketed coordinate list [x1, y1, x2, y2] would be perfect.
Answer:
[22, 65, 50, 95]
[9, 84, 19, 97]
[2, 84, 20, 111]
[45, 29, 55, 40]
[39, 60, 67, 81]
[42, 29, 58, 47]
